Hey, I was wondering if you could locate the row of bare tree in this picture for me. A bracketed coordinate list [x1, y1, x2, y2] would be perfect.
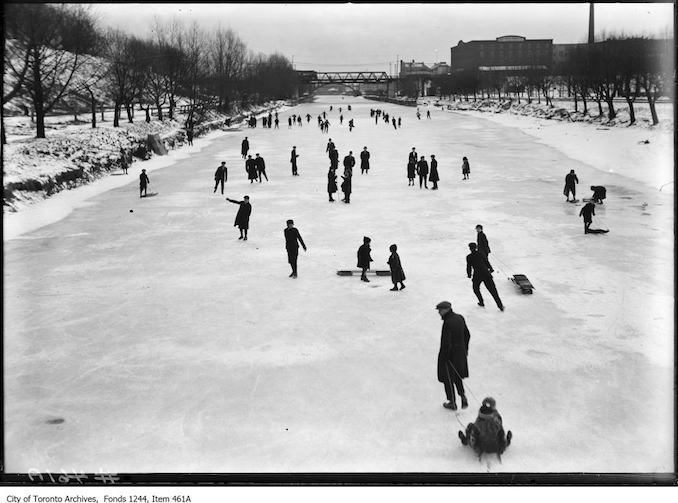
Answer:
[3, 4, 297, 142]
[427, 37, 673, 125]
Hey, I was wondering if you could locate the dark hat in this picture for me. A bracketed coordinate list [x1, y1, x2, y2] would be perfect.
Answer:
[435, 301, 452, 310]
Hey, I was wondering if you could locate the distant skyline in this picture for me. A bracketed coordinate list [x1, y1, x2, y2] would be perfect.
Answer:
[92, 2, 674, 73]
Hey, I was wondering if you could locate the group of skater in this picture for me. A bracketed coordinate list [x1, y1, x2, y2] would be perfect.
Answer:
[371, 108, 402, 130]
[563, 169, 609, 234]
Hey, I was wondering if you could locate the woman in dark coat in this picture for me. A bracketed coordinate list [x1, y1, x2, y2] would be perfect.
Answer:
[429, 155, 439, 190]
[387, 244, 406, 291]
[226, 196, 252, 240]
[327, 168, 338, 202]
[356, 236, 373, 282]
[407, 160, 416, 186]
[462, 156, 470, 180]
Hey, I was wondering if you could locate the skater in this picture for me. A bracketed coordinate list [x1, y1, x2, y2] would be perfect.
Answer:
[120, 148, 129, 174]
[435, 301, 470, 411]
[340, 114, 344, 125]
[360, 147, 370, 174]
[340, 169, 352, 204]
[387, 244, 406, 291]
[245, 155, 258, 183]
[327, 167, 338, 202]
[416, 110, 421, 120]
[398, 117, 401, 128]
[580, 201, 605, 234]
[343, 151, 355, 176]
[255, 153, 268, 182]
[214, 161, 227, 194]
[466, 243, 504, 311]
[284, 219, 307, 278]
[226, 195, 252, 240]
[326, 138, 335, 154]
[241, 137, 249, 159]
[462, 156, 470, 180]
[274, 117, 279, 129]
[426, 110, 431, 119]
[306, 113, 311, 123]
[408, 147, 418, 165]
[407, 157, 416, 186]
[348, 119, 354, 131]
[475, 224, 490, 256]
[458, 397, 512, 460]
[186, 128, 194, 146]
[590, 185, 607, 204]
[329, 147, 339, 170]
[563, 169, 579, 201]
[357, 236, 373, 282]
[139, 169, 149, 198]
[429, 155, 439, 190]
[288, 117, 292, 128]
[417, 155, 429, 189]
[290, 146, 299, 176]
[392, 117, 397, 130]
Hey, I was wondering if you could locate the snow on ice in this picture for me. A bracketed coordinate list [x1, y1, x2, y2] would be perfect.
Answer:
[2, 96, 674, 473]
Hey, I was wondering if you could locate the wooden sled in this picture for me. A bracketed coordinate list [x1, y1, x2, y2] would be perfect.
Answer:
[510, 274, 534, 294]
[337, 270, 391, 276]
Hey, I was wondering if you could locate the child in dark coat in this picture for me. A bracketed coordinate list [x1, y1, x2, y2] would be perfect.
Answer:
[458, 397, 512, 460]
[387, 244, 406, 291]
[356, 236, 373, 282]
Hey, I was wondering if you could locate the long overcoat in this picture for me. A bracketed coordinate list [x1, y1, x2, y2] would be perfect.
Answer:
[437, 311, 470, 382]
[356, 244, 373, 269]
[360, 150, 370, 170]
[327, 170, 338, 194]
[417, 159, 429, 177]
[227, 199, 252, 230]
[387, 252, 406, 282]
[429, 159, 439, 182]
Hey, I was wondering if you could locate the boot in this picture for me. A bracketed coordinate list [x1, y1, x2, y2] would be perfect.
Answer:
[458, 431, 468, 446]
[461, 395, 468, 409]
[443, 400, 457, 410]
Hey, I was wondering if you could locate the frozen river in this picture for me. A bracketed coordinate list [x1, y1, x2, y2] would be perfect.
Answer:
[4, 95, 673, 473]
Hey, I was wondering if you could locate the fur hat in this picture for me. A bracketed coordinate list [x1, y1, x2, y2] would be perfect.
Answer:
[480, 397, 497, 414]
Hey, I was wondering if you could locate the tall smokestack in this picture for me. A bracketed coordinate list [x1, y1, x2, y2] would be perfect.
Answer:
[588, 3, 595, 44]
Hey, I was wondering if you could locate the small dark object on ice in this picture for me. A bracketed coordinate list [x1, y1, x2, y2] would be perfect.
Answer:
[458, 397, 512, 462]
[130, 209, 134, 213]
[638, 139, 650, 144]
[337, 269, 391, 276]
[511, 274, 534, 294]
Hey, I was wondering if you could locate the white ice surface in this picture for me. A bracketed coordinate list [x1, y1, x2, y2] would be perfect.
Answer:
[3, 96, 674, 473]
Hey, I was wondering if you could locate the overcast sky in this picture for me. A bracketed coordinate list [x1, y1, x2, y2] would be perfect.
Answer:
[92, 2, 674, 73]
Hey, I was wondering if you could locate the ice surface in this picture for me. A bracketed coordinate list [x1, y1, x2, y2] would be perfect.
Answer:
[3, 96, 673, 473]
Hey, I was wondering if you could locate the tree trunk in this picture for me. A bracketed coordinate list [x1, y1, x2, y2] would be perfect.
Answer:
[605, 97, 616, 120]
[125, 103, 133, 123]
[1, 119, 6, 145]
[626, 97, 636, 125]
[581, 94, 588, 115]
[89, 91, 97, 128]
[145, 106, 151, 123]
[113, 102, 121, 127]
[648, 93, 659, 125]
[574, 91, 578, 112]
[596, 99, 603, 117]
[32, 57, 46, 138]
[100, 104, 105, 122]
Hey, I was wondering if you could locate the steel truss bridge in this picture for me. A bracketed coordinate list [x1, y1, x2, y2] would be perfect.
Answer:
[296, 71, 396, 96]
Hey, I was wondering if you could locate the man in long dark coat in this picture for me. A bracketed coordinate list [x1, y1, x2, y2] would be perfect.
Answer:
[290, 146, 299, 176]
[360, 147, 370, 174]
[329, 148, 339, 170]
[436, 301, 470, 410]
[387, 244, 406, 291]
[245, 155, 257, 183]
[241, 137, 249, 159]
[226, 196, 252, 240]
[356, 236, 373, 282]
[214, 161, 227, 194]
[564, 169, 579, 201]
[475, 224, 490, 256]
[139, 169, 150, 198]
[466, 242, 504, 311]
[284, 219, 307, 278]
[255, 153, 268, 182]
[416, 155, 429, 189]
[429, 155, 439, 190]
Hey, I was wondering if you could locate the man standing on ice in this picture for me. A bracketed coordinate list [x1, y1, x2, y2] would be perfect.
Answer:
[290, 146, 299, 176]
[357, 236, 373, 282]
[564, 169, 579, 202]
[416, 155, 429, 189]
[241, 137, 249, 159]
[226, 195, 252, 240]
[246, 155, 257, 183]
[326, 138, 335, 154]
[214, 161, 227, 194]
[139, 169, 150, 198]
[475, 224, 490, 256]
[466, 242, 504, 311]
[429, 155, 439, 190]
[436, 301, 470, 411]
[408, 147, 418, 166]
[255, 153, 268, 182]
[284, 219, 307, 278]
[360, 147, 370, 174]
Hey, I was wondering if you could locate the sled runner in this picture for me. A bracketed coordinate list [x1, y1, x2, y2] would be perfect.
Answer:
[337, 270, 391, 276]
[566, 199, 579, 203]
[510, 274, 534, 294]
